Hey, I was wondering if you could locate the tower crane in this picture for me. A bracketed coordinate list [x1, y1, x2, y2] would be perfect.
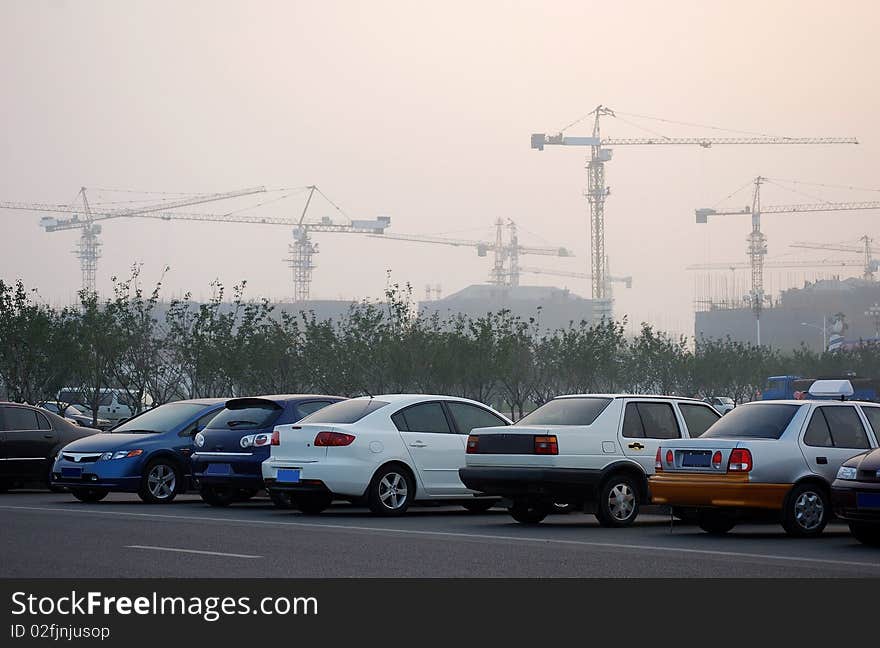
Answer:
[368, 218, 572, 288]
[531, 105, 857, 316]
[695, 177, 880, 343]
[0, 186, 266, 293]
[789, 235, 879, 280]
[517, 263, 632, 313]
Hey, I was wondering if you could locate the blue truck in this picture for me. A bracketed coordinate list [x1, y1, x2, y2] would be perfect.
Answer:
[761, 375, 880, 401]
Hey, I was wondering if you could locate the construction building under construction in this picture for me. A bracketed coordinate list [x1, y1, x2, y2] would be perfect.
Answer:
[696, 276, 880, 351]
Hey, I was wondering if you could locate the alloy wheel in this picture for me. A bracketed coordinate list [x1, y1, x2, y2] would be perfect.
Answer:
[378, 472, 408, 510]
[147, 464, 176, 500]
[794, 490, 824, 531]
[607, 483, 635, 521]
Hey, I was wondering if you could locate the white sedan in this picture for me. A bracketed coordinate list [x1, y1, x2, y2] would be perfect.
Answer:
[262, 395, 511, 515]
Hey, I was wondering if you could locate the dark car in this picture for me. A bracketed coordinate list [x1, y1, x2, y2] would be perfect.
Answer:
[832, 448, 880, 546]
[51, 398, 226, 503]
[192, 395, 344, 507]
[0, 401, 99, 491]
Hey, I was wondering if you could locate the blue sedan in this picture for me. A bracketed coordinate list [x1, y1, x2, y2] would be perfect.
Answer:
[191, 395, 344, 507]
[51, 399, 226, 503]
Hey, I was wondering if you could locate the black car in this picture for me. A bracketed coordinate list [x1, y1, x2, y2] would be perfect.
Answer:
[0, 401, 99, 491]
[831, 448, 880, 546]
[191, 395, 345, 507]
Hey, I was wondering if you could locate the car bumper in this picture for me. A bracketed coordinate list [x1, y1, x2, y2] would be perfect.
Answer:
[262, 457, 375, 498]
[649, 472, 789, 510]
[831, 479, 880, 522]
[192, 452, 266, 490]
[50, 459, 142, 491]
[458, 466, 603, 499]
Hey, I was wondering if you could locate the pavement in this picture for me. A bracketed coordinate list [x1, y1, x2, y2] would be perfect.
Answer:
[2, 490, 879, 577]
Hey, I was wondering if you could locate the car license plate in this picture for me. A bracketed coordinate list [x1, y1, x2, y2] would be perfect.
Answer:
[277, 469, 300, 483]
[206, 463, 232, 475]
[61, 467, 82, 479]
[856, 493, 880, 509]
[681, 451, 712, 468]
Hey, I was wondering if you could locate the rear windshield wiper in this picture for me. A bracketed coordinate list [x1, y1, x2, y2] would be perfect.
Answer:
[112, 429, 158, 434]
[226, 420, 258, 427]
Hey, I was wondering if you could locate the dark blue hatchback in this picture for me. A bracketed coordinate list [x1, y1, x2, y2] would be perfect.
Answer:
[191, 395, 344, 507]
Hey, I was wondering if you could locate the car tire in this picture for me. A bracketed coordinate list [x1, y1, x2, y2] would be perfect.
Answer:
[508, 498, 551, 525]
[781, 483, 829, 537]
[71, 487, 109, 503]
[462, 499, 496, 513]
[294, 492, 332, 515]
[367, 465, 414, 516]
[697, 511, 736, 535]
[200, 485, 236, 507]
[235, 488, 260, 502]
[595, 475, 640, 527]
[849, 521, 880, 546]
[138, 458, 182, 504]
[269, 490, 296, 509]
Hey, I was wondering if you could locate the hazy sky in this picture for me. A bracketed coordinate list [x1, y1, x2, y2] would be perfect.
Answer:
[2, 0, 879, 336]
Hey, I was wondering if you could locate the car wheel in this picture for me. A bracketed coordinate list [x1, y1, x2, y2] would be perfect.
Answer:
[595, 475, 640, 527]
[235, 488, 260, 502]
[294, 492, 332, 515]
[138, 459, 182, 504]
[508, 498, 551, 525]
[71, 488, 109, 503]
[200, 485, 236, 507]
[269, 490, 296, 509]
[462, 499, 496, 513]
[782, 483, 829, 537]
[697, 511, 736, 535]
[367, 466, 414, 516]
[849, 522, 880, 546]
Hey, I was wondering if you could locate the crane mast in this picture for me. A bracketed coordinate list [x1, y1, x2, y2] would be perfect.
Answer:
[532, 104, 858, 318]
[790, 235, 879, 280]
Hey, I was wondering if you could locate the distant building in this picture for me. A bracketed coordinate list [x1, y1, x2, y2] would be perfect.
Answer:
[696, 277, 880, 351]
[420, 283, 607, 331]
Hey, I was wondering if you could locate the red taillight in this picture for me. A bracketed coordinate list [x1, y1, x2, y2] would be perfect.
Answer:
[712, 451, 722, 469]
[534, 435, 558, 455]
[665, 450, 674, 466]
[728, 448, 753, 472]
[466, 435, 479, 454]
[655, 447, 663, 470]
[314, 431, 356, 447]
[270, 429, 280, 446]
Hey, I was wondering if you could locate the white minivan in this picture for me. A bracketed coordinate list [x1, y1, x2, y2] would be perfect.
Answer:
[55, 388, 138, 425]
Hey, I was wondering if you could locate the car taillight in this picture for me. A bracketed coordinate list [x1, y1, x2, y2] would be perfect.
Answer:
[712, 451, 722, 469]
[270, 429, 280, 446]
[534, 435, 558, 455]
[466, 435, 479, 454]
[314, 431, 356, 447]
[728, 448, 753, 472]
[665, 450, 673, 467]
[655, 447, 663, 471]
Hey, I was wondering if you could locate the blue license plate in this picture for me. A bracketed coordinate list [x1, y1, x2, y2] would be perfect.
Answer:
[856, 493, 880, 509]
[277, 469, 300, 483]
[681, 451, 712, 468]
[206, 463, 232, 475]
[61, 467, 82, 479]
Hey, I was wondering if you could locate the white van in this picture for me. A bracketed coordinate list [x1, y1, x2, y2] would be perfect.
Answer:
[55, 388, 137, 424]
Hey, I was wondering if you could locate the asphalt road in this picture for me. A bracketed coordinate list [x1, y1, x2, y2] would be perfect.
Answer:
[2, 490, 879, 577]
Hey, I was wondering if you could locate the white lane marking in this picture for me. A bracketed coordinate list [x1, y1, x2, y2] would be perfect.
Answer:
[126, 545, 261, 559]
[1, 504, 879, 571]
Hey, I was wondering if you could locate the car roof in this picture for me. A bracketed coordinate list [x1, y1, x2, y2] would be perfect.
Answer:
[741, 399, 879, 407]
[350, 394, 496, 407]
[173, 398, 228, 406]
[224, 395, 345, 407]
[553, 394, 707, 403]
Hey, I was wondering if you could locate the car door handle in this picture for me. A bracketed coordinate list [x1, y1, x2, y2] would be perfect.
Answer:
[43, 434, 53, 439]
[816, 456, 828, 465]
[409, 441, 427, 448]
[628, 442, 645, 450]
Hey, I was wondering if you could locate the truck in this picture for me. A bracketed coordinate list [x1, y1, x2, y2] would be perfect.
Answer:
[761, 375, 880, 401]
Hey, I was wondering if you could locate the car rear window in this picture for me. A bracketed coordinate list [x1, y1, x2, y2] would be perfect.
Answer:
[516, 397, 612, 426]
[702, 403, 801, 439]
[298, 399, 389, 424]
[207, 401, 283, 430]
